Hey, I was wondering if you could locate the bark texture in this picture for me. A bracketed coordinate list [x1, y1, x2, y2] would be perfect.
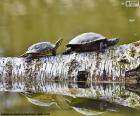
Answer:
[0, 41, 139, 92]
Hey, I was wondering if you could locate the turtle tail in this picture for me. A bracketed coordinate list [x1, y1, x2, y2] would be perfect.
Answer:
[20, 53, 27, 57]
[55, 39, 63, 50]
[107, 38, 119, 46]
[63, 47, 72, 54]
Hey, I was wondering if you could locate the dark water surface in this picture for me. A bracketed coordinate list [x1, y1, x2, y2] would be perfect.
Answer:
[1, 83, 140, 116]
[0, 0, 140, 116]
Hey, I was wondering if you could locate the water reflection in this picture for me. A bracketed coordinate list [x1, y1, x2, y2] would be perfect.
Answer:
[22, 82, 140, 115]
[125, 83, 140, 95]
[0, 0, 140, 115]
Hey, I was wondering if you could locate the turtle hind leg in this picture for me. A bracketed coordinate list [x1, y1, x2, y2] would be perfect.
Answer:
[25, 54, 34, 62]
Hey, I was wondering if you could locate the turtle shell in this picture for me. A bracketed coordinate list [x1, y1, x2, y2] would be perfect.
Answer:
[26, 42, 55, 54]
[67, 32, 106, 47]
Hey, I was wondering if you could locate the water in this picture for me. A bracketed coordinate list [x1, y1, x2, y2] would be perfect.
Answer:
[0, 0, 140, 115]
[1, 83, 140, 116]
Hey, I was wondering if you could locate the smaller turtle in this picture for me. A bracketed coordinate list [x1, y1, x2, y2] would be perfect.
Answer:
[21, 39, 63, 61]
[63, 32, 119, 54]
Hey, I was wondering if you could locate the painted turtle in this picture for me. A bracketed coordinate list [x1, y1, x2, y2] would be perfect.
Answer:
[21, 39, 63, 61]
[63, 32, 119, 54]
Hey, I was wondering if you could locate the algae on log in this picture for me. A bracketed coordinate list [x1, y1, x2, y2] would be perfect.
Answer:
[0, 41, 139, 92]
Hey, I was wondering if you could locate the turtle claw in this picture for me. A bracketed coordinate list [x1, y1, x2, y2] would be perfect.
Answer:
[100, 49, 106, 53]
[25, 58, 33, 63]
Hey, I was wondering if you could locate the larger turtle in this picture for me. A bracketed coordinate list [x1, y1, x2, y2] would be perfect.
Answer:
[63, 32, 119, 54]
[21, 39, 63, 61]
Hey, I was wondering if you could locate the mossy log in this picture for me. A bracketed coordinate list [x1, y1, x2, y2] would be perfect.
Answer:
[0, 41, 139, 92]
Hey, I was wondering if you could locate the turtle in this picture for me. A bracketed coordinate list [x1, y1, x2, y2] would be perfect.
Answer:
[63, 32, 119, 54]
[21, 39, 63, 61]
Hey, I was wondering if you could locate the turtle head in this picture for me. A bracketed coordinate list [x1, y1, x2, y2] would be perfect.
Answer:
[55, 39, 63, 49]
[107, 38, 119, 46]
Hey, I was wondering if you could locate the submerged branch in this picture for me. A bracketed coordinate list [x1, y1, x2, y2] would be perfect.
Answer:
[0, 40, 139, 92]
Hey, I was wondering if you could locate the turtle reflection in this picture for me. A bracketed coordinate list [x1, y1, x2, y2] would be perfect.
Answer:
[21, 83, 140, 115]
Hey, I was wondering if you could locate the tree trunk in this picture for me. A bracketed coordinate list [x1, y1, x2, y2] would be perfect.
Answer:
[0, 41, 139, 92]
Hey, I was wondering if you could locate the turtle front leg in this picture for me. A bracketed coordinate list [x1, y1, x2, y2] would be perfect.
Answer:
[52, 50, 56, 56]
[99, 42, 107, 53]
